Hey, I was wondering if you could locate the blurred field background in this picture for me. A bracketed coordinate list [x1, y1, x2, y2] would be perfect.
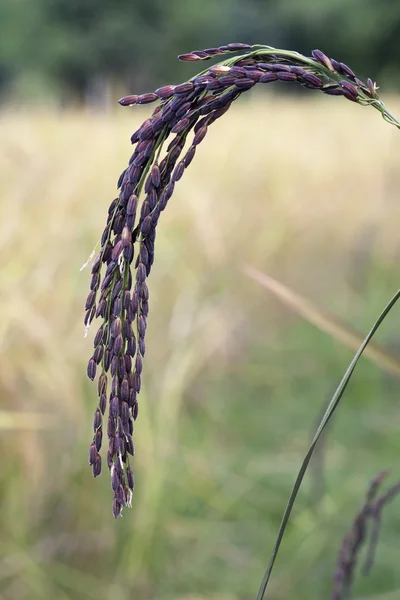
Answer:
[2, 2, 400, 600]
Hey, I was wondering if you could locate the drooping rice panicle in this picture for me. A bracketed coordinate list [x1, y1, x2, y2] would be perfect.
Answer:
[85, 43, 400, 518]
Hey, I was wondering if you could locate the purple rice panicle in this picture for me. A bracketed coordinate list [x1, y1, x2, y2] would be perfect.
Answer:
[331, 471, 400, 600]
[85, 44, 400, 518]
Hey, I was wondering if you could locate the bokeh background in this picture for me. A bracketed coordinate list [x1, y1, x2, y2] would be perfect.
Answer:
[1, 1, 400, 599]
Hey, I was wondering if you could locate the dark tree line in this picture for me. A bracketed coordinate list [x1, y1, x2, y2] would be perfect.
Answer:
[1, 0, 399, 103]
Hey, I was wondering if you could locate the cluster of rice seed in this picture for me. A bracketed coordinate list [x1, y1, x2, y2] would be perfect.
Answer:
[332, 471, 400, 600]
[84, 44, 393, 518]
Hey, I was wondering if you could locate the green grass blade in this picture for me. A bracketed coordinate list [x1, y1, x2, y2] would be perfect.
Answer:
[255, 287, 400, 600]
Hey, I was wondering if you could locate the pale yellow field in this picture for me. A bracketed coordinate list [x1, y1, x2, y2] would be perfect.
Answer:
[1, 95, 400, 599]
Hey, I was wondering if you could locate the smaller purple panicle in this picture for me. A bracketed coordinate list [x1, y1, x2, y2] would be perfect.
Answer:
[331, 471, 400, 600]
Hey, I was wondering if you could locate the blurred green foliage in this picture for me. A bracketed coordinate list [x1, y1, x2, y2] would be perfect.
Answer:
[1, 98, 400, 598]
[1, 0, 400, 102]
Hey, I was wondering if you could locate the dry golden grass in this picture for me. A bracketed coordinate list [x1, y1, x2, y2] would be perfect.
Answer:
[1, 95, 400, 599]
